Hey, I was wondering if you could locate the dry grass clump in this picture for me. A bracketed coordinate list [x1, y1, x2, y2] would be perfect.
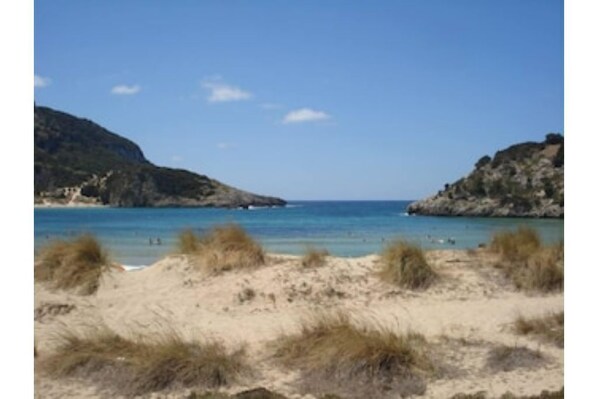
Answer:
[490, 227, 563, 292]
[186, 388, 289, 399]
[379, 240, 436, 289]
[40, 327, 250, 396]
[500, 388, 564, 399]
[486, 345, 544, 372]
[490, 226, 541, 262]
[34, 234, 111, 295]
[186, 392, 232, 399]
[177, 229, 202, 254]
[514, 244, 564, 291]
[451, 388, 564, 399]
[273, 311, 434, 397]
[450, 392, 488, 399]
[514, 311, 564, 347]
[176, 224, 265, 273]
[301, 247, 329, 268]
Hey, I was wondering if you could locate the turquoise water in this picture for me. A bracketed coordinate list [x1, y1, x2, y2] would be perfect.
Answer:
[34, 201, 564, 266]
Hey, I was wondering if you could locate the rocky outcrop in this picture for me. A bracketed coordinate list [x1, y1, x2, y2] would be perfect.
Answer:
[34, 106, 286, 208]
[407, 134, 564, 218]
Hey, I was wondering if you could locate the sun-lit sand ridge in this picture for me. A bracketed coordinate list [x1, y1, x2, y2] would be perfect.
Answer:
[34, 226, 564, 399]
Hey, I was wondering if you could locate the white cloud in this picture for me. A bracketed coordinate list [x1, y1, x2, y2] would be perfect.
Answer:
[201, 79, 252, 103]
[283, 108, 331, 124]
[34, 75, 51, 88]
[111, 84, 141, 95]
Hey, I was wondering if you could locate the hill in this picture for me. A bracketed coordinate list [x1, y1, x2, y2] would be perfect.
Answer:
[407, 134, 564, 218]
[34, 106, 286, 208]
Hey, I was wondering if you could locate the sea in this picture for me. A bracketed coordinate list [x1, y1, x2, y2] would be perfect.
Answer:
[34, 201, 564, 268]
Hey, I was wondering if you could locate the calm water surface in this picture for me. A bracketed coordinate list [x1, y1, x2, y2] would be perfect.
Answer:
[34, 201, 564, 266]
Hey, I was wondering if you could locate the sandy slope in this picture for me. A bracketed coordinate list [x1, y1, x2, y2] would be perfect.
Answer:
[34, 249, 563, 398]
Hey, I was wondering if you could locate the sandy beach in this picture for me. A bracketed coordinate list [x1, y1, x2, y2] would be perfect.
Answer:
[34, 247, 563, 399]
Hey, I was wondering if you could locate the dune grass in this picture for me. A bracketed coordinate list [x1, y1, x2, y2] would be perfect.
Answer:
[273, 311, 433, 397]
[186, 388, 289, 398]
[514, 311, 564, 347]
[177, 229, 202, 254]
[301, 247, 329, 268]
[176, 224, 265, 273]
[450, 388, 564, 399]
[490, 226, 541, 262]
[511, 245, 564, 291]
[34, 234, 111, 295]
[379, 240, 436, 289]
[40, 327, 250, 396]
[490, 227, 563, 292]
[499, 388, 564, 399]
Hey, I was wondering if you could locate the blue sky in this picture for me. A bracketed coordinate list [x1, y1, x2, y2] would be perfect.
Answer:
[34, 0, 563, 200]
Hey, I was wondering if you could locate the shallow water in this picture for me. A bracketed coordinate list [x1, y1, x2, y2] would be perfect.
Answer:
[34, 201, 564, 266]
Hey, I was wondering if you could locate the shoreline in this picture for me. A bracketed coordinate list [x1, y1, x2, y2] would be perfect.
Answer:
[34, 202, 109, 209]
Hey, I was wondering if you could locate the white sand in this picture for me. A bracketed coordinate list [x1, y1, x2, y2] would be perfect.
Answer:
[34, 249, 563, 398]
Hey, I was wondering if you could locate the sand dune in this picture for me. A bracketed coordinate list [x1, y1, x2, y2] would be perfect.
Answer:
[34, 249, 563, 398]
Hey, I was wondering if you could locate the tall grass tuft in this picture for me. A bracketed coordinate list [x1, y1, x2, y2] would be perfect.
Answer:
[273, 311, 433, 397]
[35, 234, 110, 295]
[40, 327, 250, 396]
[177, 229, 201, 254]
[301, 247, 329, 268]
[450, 388, 564, 399]
[490, 227, 563, 292]
[379, 240, 436, 289]
[490, 226, 541, 262]
[514, 311, 564, 347]
[176, 224, 265, 273]
[513, 245, 564, 291]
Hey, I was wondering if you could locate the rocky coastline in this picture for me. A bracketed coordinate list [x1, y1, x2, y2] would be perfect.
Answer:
[407, 134, 564, 218]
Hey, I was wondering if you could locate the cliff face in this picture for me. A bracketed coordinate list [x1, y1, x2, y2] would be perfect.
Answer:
[407, 134, 564, 218]
[34, 106, 286, 208]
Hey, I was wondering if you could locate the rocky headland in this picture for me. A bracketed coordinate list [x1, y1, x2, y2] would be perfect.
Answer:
[407, 134, 564, 218]
[34, 106, 286, 208]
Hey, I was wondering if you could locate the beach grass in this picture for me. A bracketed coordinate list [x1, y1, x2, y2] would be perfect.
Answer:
[450, 388, 564, 399]
[40, 327, 250, 395]
[272, 311, 433, 397]
[379, 240, 436, 289]
[499, 388, 564, 399]
[514, 311, 564, 347]
[490, 226, 541, 262]
[301, 247, 329, 268]
[177, 229, 202, 254]
[490, 227, 563, 292]
[34, 234, 110, 295]
[176, 224, 265, 273]
[513, 244, 564, 291]
[185, 393, 232, 399]
[186, 388, 289, 398]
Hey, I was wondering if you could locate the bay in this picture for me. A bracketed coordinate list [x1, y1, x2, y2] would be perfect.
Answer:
[34, 201, 564, 266]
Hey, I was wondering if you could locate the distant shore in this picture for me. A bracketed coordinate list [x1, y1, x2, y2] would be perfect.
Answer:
[34, 202, 108, 209]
